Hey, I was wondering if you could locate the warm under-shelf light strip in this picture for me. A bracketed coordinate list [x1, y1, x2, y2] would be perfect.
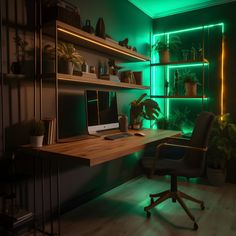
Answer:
[58, 27, 147, 61]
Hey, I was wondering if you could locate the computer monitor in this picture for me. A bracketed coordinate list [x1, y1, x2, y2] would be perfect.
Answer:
[85, 90, 119, 134]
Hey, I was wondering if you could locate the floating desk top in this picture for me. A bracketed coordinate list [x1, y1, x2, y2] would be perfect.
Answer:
[22, 129, 181, 167]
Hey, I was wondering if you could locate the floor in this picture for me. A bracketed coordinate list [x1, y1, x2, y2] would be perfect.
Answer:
[25, 175, 236, 236]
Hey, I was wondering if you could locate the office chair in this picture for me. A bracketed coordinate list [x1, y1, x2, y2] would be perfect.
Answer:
[144, 111, 215, 230]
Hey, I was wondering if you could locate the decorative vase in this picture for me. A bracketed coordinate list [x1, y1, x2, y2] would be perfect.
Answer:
[82, 19, 94, 34]
[30, 135, 44, 148]
[95, 17, 105, 39]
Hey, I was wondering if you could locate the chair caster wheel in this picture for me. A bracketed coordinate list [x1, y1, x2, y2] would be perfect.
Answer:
[150, 198, 154, 204]
[193, 222, 198, 230]
[146, 211, 151, 218]
[201, 203, 205, 210]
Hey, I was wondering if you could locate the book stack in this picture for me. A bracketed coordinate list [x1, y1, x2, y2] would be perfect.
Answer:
[42, 118, 56, 145]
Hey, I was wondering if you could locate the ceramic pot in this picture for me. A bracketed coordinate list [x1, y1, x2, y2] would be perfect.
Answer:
[185, 82, 197, 96]
[159, 50, 170, 63]
[30, 135, 44, 148]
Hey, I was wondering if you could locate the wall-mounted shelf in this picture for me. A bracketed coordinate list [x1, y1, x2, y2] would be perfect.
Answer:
[151, 59, 208, 67]
[57, 73, 149, 90]
[44, 20, 150, 62]
[151, 95, 208, 99]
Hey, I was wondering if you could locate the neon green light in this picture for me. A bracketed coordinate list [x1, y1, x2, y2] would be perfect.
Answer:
[167, 66, 170, 118]
[153, 22, 224, 38]
[166, 97, 209, 101]
[169, 63, 208, 69]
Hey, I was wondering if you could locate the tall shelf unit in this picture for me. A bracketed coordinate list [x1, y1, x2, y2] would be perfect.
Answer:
[151, 23, 224, 132]
[42, 20, 150, 140]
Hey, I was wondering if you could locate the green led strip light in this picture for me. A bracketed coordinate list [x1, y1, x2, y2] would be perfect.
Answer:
[152, 23, 224, 119]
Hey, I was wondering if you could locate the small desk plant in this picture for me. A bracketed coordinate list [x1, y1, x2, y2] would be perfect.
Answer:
[30, 120, 45, 147]
[207, 113, 236, 186]
[130, 93, 161, 129]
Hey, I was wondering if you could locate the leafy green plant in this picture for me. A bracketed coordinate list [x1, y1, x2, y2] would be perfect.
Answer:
[180, 70, 199, 84]
[207, 113, 236, 169]
[130, 93, 161, 126]
[153, 35, 181, 53]
[30, 120, 45, 136]
[57, 42, 83, 66]
[156, 108, 194, 131]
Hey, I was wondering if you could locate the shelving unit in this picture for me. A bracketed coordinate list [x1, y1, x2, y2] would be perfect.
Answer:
[42, 20, 150, 141]
[151, 23, 224, 131]
[44, 20, 150, 62]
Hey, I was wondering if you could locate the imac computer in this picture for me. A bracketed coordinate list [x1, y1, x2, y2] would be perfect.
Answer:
[85, 90, 119, 135]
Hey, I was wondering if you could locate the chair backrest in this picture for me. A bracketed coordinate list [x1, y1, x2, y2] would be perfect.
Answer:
[185, 111, 215, 175]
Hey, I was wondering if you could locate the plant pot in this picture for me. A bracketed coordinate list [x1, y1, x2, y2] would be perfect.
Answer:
[185, 82, 197, 96]
[207, 167, 226, 186]
[159, 50, 170, 63]
[30, 135, 44, 148]
[58, 59, 74, 74]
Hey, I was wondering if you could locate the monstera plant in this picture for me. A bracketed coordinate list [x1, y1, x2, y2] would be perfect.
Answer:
[130, 93, 161, 129]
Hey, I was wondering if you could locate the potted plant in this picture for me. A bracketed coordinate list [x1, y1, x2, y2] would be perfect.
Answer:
[153, 35, 181, 63]
[30, 120, 45, 148]
[57, 41, 84, 74]
[207, 114, 236, 186]
[11, 34, 34, 75]
[130, 93, 161, 129]
[180, 70, 199, 96]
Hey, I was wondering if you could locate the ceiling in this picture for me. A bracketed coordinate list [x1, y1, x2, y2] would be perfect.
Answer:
[128, 0, 236, 19]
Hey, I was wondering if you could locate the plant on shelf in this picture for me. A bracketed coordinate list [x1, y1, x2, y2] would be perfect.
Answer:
[11, 34, 33, 74]
[57, 41, 84, 75]
[207, 113, 236, 186]
[180, 70, 200, 96]
[153, 35, 181, 63]
[29, 120, 45, 148]
[130, 93, 161, 129]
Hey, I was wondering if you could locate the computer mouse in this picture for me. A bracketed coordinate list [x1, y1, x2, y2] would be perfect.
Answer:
[134, 132, 146, 136]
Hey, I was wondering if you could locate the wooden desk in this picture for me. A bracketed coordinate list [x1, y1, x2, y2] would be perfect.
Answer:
[30, 129, 180, 167]
[20, 129, 180, 235]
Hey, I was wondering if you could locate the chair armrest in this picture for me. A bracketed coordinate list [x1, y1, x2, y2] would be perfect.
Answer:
[165, 137, 191, 146]
[156, 142, 208, 155]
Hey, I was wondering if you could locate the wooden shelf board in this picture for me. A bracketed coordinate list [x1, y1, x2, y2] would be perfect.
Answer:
[54, 21, 150, 62]
[150, 95, 208, 99]
[57, 73, 149, 90]
[151, 59, 208, 66]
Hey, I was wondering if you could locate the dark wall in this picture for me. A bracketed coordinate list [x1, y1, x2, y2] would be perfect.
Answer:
[0, 0, 152, 215]
[153, 1, 236, 121]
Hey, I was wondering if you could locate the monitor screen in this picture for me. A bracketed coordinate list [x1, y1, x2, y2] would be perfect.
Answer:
[86, 90, 119, 134]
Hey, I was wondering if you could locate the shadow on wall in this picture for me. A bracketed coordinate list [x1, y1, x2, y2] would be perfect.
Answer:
[5, 121, 32, 151]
